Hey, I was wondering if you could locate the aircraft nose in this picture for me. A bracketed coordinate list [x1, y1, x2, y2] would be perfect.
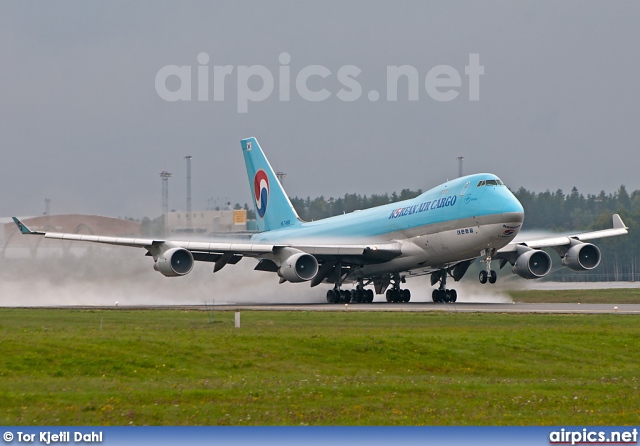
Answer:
[503, 194, 525, 224]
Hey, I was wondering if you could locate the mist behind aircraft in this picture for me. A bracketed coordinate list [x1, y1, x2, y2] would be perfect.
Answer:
[0, 244, 513, 306]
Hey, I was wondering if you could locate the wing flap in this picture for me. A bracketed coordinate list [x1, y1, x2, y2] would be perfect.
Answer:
[44, 232, 158, 248]
[290, 243, 403, 263]
[292, 245, 367, 256]
[41, 231, 276, 255]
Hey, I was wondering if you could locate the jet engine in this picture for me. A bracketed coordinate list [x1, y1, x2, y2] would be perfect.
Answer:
[277, 252, 319, 282]
[154, 247, 194, 277]
[512, 248, 552, 279]
[561, 242, 601, 271]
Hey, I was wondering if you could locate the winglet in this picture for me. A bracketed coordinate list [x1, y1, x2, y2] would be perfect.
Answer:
[612, 214, 627, 230]
[12, 217, 36, 234]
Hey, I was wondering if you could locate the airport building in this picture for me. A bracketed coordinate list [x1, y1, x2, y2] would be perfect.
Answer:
[2, 210, 255, 258]
[165, 209, 249, 235]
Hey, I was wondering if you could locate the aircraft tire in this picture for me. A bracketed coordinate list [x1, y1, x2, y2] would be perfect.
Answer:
[402, 289, 411, 302]
[366, 289, 374, 302]
[479, 270, 488, 284]
[489, 270, 497, 284]
[326, 290, 336, 303]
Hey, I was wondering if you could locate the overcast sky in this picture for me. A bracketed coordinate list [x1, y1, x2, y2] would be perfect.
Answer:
[2, 1, 639, 219]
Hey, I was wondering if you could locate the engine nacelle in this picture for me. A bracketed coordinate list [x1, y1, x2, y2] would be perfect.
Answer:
[153, 247, 194, 277]
[277, 252, 319, 282]
[562, 242, 601, 271]
[512, 249, 552, 279]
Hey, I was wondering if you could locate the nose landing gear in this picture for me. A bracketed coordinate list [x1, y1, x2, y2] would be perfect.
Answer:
[479, 269, 497, 284]
[479, 249, 497, 284]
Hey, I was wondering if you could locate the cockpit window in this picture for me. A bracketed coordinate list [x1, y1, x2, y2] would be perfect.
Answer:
[477, 179, 504, 187]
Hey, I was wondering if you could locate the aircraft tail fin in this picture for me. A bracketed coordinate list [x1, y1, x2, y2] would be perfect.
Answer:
[241, 137, 303, 232]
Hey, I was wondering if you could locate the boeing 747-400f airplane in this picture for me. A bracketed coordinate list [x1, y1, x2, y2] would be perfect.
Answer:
[13, 137, 628, 303]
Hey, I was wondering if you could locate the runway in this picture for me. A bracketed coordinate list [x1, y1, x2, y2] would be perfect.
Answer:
[28, 302, 640, 314]
[206, 302, 640, 314]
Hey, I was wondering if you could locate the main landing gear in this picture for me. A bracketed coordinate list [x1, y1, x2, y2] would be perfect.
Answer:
[326, 276, 374, 304]
[385, 274, 411, 303]
[431, 269, 457, 303]
[479, 249, 497, 284]
[326, 287, 374, 303]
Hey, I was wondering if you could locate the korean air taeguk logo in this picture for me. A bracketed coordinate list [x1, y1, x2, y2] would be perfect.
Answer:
[254, 169, 269, 218]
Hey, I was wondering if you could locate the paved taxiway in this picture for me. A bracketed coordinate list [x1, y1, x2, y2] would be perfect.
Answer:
[38, 302, 640, 314]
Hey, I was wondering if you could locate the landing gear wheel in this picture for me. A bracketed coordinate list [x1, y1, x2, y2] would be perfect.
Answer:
[365, 289, 374, 303]
[480, 249, 497, 285]
[342, 290, 352, 303]
[384, 274, 410, 303]
[431, 268, 458, 302]
[326, 289, 337, 303]
[386, 289, 403, 302]
[432, 288, 456, 303]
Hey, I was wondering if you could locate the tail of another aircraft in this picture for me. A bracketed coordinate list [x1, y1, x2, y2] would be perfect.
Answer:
[241, 137, 303, 232]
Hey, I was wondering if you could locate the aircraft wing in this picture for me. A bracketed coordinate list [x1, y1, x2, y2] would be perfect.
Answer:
[11, 217, 402, 268]
[497, 214, 628, 253]
[494, 213, 628, 274]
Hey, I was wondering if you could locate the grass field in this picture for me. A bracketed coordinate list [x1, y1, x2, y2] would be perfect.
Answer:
[1, 306, 638, 426]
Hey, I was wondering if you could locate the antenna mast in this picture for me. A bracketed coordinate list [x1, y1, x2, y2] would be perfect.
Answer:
[185, 156, 192, 229]
[160, 170, 173, 214]
[457, 156, 464, 178]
